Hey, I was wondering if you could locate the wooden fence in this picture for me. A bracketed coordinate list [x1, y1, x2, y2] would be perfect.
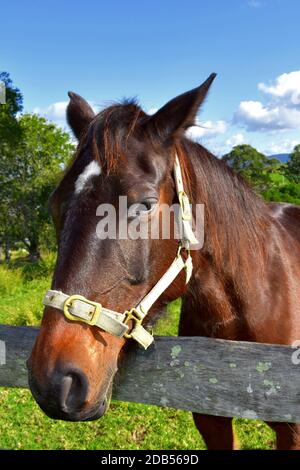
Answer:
[0, 324, 300, 423]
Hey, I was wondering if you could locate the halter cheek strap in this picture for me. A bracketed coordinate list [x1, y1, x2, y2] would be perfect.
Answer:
[43, 155, 197, 349]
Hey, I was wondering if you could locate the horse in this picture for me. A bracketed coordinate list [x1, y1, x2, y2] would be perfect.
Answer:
[27, 74, 300, 449]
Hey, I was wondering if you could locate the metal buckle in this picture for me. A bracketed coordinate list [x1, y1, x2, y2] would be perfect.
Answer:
[123, 308, 143, 339]
[63, 295, 101, 326]
[177, 242, 188, 257]
[178, 191, 192, 221]
[176, 243, 192, 283]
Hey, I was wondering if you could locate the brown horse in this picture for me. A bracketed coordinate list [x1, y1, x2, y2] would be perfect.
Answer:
[27, 75, 300, 449]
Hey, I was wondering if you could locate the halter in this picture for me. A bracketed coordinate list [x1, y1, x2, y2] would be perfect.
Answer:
[43, 155, 198, 349]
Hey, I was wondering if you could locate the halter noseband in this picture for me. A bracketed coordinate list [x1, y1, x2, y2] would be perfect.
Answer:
[43, 154, 198, 349]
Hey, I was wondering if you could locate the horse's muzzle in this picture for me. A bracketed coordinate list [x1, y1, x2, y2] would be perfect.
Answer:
[27, 360, 111, 421]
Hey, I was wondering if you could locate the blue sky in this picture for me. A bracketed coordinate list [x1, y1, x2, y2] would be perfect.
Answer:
[1, 0, 300, 155]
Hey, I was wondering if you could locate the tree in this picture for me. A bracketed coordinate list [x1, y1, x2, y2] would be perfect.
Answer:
[0, 71, 23, 146]
[263, 182, 300, 205]
[222, 145, 283, 193]
[0, 72, 23, 260]
[0, 114, 74, 260]
[222, 144, 300, 206]
[285, 145, 300, 183]
[222, 144, 277, 191]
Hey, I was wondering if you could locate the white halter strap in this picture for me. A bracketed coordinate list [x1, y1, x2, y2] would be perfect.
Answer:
[43, 154, 198, 349]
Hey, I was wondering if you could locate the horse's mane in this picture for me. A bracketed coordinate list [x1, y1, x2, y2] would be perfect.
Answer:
[177, 139, 272, 286]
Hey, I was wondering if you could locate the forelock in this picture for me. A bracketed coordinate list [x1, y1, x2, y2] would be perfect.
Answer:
[85, 100, 147, 173]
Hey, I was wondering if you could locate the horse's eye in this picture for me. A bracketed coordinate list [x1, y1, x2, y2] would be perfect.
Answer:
[128, 197, 158, 218]
[141, 197, 158, 212]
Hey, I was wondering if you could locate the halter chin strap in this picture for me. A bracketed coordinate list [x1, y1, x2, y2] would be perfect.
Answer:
[43, 154, 198, 349]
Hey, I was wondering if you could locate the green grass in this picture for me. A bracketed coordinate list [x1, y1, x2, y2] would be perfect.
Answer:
[0, 256, 275, 449]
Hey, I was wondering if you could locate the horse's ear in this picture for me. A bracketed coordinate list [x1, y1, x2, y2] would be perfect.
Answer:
[66, 92, 95, 139]
[147, 73, 217, 141]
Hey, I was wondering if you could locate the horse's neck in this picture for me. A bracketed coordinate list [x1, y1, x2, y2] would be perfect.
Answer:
[181, 141, 273, 337]
[184, 140, 271, 269]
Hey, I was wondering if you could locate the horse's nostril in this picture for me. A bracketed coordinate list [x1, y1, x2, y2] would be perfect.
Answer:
[60, 375, 74, 411]
[57, 367, 88, 413]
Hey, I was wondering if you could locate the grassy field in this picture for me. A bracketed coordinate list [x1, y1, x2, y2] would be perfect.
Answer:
[0, 255, 275, 449]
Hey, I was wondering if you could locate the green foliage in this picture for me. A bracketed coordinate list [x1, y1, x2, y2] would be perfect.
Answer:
[285, 144, 300, 183]
[0, 113, 74, 258]
[0, 72, 23, 116]
[0, 265, 22, 297]
[263, 182, 300, 204]
[223, 144, 300, 205]
[222, 144, 275, 191]
[0, 253, 55, 325]
[20, 252, 57, 281]
[0, 72, 23, 146]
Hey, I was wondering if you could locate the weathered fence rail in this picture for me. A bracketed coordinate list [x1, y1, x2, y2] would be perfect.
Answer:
[0, 324, 300, 422]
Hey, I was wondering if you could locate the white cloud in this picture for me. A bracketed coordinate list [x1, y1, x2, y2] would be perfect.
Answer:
[235, 100, 300, 131]
[33, 100, 99, 127]
[225, 133, 245, 147]
[145, 108, 228, 141]
[33, 101, 68, 122]
[258, 71, 300, 107]
[186, 120, 227, 140]
[147, 107, 158, 115]
[234, 71, 300, 132]
[144, 108, 228, 141]
[260, 139, 299, 156]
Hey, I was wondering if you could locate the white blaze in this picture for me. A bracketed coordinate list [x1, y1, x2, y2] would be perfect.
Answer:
[75, 161, 101, 194]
